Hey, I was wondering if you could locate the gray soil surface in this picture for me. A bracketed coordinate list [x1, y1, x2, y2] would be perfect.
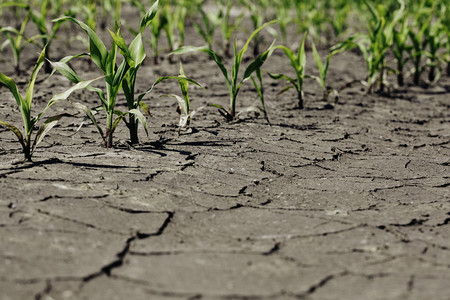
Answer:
[1, 15, 450, 300]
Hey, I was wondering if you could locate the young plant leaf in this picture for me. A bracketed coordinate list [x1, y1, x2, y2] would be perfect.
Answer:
[0, 72, 22, 107]
[71, 102, 105, 143]
[0, 120, 25, 149]
[128, 108, 149, 136]
[140, 0, 159, 34]
[31, 115, 62, 153]
[53, 17, 108, 70]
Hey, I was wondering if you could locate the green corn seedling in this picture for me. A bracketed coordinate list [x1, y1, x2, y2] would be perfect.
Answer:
[0, 46, 99, 161]
[52, 1, 163, 147]
[173, 20, 276, 121]
[160, 3, 176, 55]
[241, 0, 268, 56]
[107, 0, 159, 144]
[162, 62, 204, 129]
[343, 0, 404, 93]
[99, 0, 122, 29]
[0, 3, 43, 75]
[272, 0, 292, 43]
[216, 0, 244, 57]
[30, 0, 68, 73]
[407, 2, 433, 85]
[268, 33, 307, 109]
[129, 0, 164, 64]
[425, 19, 445, 82]
[329, 0, 351, 38]
[110, 1, 202, 142]
[393, 13, 411, 86]
[311, 39, 347, 100]
[250, 67, 270, 124]
[51, 16, 131, 148]
[193, 7, 218, 50]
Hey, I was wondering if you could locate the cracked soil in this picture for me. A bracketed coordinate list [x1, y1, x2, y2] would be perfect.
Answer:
[1, 12, 450, 300]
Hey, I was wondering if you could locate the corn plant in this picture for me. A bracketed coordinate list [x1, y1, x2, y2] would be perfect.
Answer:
[407, 2, 433, 86]
[250, 67, 270, 124]
[51, 1, 163, 147]
[129, 0, 164, 64]
[161, 62, 204, 129]
[173, 20, 276, 121]
[310, 40, 340, 100]
[294, 1, 327, 42]
[105, 0, 160, 144]
[193, 7, 218, 50]
[216, 0, 244, 57]
[425, 19, 445, 82]
[268, 33, 307, 109]
[50, 15, 133, 148]
[0, 47, 99, 161]
[160, 3, 176, 56]
[99, 0, 122, 29]
[241, 0, 268, 56]
[328, 0, 352, 39]
[342, 0, 405, 93]
[272, 0, 292, 43]
[0, 3, 42, 75]
[392, 13, 411, 86]
[30, 0, 69, 73]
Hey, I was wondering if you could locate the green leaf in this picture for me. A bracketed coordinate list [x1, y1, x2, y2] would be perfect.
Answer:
[33, 76, 104, 127]
[311, 41, 324, 81]
[207, 103, 233, 121]
[129, 109, 148, 136]
[0, 2, 29, 9]
[298, 33, 307, 72]
[172, 46, 231, 88]
[0, 120, 25, 149]
[108, 28, 132, 59]
[71, 102, 105, 143]
[112, 60, 129, 88]
[267, 72, 297, 86]
[31, 115, 62, 153]
[24, 46, 46, 110]
[139, 102, 151, 116]
[140, 0, 159, 34]
[0, 72, 22, 107]
[50, 60, 82, 83]
[278, 85, 294, 94]
[129, 33, 146, 66]
[138, 75, 204, 102]
[273, 45, 296, 63]
[50, 61, 106, 106]
[53, 17, 108, 71]
[236, 20, 277, 64]
[241, 41, 275, 86]
[110, 114, 125, 134]
[106, 39, 118, 77]
[162, 93, 188, 115]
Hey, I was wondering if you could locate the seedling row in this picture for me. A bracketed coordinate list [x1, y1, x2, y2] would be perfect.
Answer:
[0, 0, 448, 161]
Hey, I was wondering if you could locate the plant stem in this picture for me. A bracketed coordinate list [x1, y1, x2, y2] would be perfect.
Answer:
[428, 65, 436, 82]
[106, 111, 113, 148]
[128, 117, 139, 144]
[298, 92, 304, 109]
[230, 94, 236, 119]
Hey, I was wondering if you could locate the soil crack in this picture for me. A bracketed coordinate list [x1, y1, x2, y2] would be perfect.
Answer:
[81, 211, 174, 283]
[296, 271, 349, 298]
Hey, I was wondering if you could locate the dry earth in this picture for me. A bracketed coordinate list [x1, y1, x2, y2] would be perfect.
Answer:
[1, 12, 450, 300]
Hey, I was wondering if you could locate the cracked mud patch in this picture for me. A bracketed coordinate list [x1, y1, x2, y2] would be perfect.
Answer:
[1, 16, 450, 300]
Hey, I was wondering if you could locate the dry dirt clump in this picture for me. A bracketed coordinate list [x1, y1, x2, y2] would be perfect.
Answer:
[1, 16, 450, 300]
